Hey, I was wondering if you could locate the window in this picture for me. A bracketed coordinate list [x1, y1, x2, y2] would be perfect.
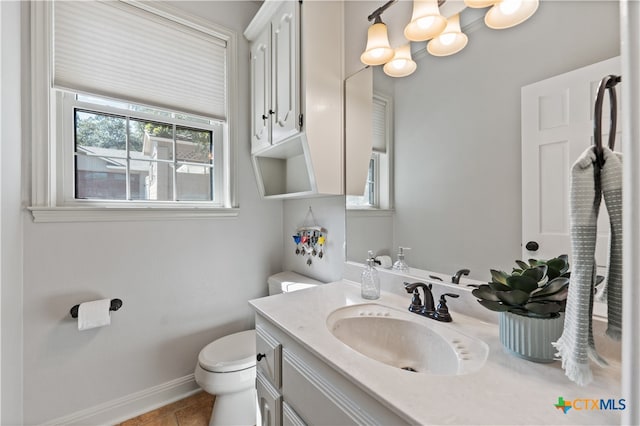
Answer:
[67, 95, 223, 203]
[346, 94, 393, 210]
[29, 1, 239, 221]
[346, 156, 377, 208]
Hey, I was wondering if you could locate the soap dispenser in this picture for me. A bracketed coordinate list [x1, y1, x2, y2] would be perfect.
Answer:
[392, 247, 411, 272]
[361, 250, 381, 300]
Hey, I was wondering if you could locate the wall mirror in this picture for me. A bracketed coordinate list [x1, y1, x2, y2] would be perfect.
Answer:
[345, 1, 621, 283]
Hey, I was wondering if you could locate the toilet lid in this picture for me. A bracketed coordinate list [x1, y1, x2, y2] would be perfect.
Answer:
[198, 330, 256, 373]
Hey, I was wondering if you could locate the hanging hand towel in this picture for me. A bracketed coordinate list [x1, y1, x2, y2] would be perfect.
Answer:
[597, 148, 623, 339]
[553, 146, 623, 386]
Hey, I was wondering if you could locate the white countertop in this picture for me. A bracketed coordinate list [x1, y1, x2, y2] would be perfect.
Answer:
[250, 280, 623, 425]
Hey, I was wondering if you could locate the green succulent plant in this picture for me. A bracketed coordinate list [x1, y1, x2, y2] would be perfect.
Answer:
[471, 255, 572, 319]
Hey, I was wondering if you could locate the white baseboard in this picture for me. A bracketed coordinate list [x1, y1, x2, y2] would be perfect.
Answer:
[42, 374, 201, 426]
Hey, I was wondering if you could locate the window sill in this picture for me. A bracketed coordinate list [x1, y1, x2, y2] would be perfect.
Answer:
[346, 208, 394, 218]
[28, 206, 239, 223]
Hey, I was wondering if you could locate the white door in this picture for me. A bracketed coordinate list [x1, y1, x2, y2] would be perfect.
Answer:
[521, 56, 621, 268]
[250, 26, 271, 153]
[271, 0, 299, 143]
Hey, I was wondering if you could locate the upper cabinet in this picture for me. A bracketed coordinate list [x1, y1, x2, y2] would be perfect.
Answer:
[250, 2, 300, 153]
[250, 27, 271, 152]
[271, 2, 299, 145]
[245, 0, 344, 198]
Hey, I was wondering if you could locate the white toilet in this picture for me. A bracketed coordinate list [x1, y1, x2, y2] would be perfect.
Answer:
[194, 271, 323, 426]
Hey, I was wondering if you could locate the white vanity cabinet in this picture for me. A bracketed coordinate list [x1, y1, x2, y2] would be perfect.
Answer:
[255, 314, 409, 426]
[245, 0, 344, 198]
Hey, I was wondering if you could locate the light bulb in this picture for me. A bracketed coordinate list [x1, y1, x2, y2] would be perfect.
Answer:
[464, 0, 497, 7]
[499, 0, 523, 15]
[392, 59, 408, 70]
[417, 16, 436, 29]
[439, 33, 456, 46]
[369, 48, 387, 59]
[485, 0, 538, 29]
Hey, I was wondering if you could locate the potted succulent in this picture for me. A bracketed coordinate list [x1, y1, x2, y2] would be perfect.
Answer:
[471, 255, 571, 363]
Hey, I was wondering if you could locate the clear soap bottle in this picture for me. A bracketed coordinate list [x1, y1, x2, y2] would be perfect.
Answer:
[361, 250, 381, 300]
[392, 246, 410, 272]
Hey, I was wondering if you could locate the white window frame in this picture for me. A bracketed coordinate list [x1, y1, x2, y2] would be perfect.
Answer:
[28, 1, 239, 222]
[60, 93, 225, 206]
[346, 92, 394, 212]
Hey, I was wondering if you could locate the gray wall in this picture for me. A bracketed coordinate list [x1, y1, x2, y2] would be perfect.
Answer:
[19, 1, 286, 423]
[1, 1, 25, 423]
[347, 1, 620, 280]
[283, 196, 345, 284]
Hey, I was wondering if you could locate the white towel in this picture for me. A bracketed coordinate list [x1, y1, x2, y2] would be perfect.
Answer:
[552, 146, 623, 386]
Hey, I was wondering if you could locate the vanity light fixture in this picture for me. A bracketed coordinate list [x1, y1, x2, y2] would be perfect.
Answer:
[361, 0, 539, 77]
[404, 0, 447, 42]
[383, 44, 417, 77]
[484, 0, 540, 29]
[360, 5, 396, 66]
[426, 14, 468, 57]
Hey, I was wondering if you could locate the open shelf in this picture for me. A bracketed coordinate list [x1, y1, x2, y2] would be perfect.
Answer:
[252, 135, 315, 198]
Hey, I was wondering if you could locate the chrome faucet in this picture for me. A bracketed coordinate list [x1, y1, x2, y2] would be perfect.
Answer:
[404, 281, 459, 322]
[451, 268, 470, 284]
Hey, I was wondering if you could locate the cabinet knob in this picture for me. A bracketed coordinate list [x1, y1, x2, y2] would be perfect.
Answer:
[257, 353, 266, 362]
[268, 109, 275, 115]
[525, 241, 539, 251]
[261, 114, 268, 120]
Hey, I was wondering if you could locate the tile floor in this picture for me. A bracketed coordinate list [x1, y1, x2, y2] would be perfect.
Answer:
[118, 391, 214, 426]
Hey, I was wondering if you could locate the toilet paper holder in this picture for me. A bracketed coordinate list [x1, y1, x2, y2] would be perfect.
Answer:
[70, 299, 123, 318]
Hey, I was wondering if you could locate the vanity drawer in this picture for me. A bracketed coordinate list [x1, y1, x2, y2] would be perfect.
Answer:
[256, 324, 282, 388]
[257, 371, 282, 426]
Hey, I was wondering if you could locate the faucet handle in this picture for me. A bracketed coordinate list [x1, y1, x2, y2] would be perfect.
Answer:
[408, 289, 423, 314]
[434, 293, 460, 322]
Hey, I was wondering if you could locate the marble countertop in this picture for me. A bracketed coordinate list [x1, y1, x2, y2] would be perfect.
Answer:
[250, 280, 623, 425]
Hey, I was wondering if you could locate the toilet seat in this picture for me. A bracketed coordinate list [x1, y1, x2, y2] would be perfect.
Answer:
[198, 330, 256, 373]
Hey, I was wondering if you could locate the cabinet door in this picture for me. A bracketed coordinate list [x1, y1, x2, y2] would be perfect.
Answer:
[257, 371, 282, 426]
[250, 26, 271, 153]
[271, 1, 299, 143]
[256, 324, 282, 388]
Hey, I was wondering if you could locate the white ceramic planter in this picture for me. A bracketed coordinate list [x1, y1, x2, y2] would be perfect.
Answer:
[498, 312, 564, 363]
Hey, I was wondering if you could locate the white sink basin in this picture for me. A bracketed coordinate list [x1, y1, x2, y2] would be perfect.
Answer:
[326, 303, 488, 375]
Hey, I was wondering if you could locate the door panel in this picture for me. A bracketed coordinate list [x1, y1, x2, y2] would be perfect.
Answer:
[521, 56, 621, 268]
[251, 27, 271, 152]
[272, 1, 299, 143]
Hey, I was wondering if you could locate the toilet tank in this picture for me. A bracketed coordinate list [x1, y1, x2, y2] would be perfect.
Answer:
[267, 271, 324, 296]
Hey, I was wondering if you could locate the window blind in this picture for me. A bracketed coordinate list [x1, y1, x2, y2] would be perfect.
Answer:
[53, 1, 227, 120]
[372, 97, 387, 153]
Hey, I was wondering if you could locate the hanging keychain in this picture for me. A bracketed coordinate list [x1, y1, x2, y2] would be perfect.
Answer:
[293, 206, 327, 266]
[292, 235, 301, 255]
[318, 235, 325, 259]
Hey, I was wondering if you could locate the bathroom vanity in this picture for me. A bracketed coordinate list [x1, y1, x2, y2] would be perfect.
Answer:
[250, 275, 622, 425]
